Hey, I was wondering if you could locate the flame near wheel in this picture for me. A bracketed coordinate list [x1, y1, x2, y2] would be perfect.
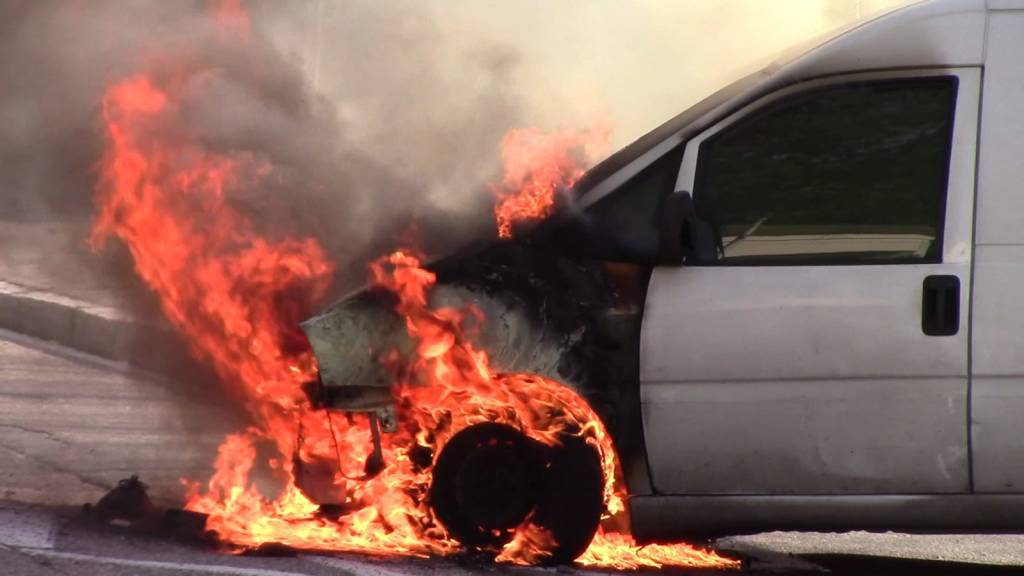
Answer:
[89, 2, 738, 568]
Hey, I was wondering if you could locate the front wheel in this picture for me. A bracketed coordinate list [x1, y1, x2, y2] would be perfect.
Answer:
[429, 422, 604, 563]
[533, 433, 604, 563]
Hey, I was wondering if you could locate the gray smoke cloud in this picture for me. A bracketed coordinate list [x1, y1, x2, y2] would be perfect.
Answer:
[0, 0, 525, 304]
[0, 0, 903, 303]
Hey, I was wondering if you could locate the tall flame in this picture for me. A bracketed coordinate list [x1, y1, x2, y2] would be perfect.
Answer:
[91, 2, 737, 571]
[493, 124, 611, 239]
[91, 74, 331, 454]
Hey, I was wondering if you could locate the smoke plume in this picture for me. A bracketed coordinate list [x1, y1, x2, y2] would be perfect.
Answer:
[0, 0, 903, 302]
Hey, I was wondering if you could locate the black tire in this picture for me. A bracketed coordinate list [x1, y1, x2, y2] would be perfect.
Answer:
[534, 434, 604, 564]
[430, 423, 604, 564]
[429, 422, 546, 550]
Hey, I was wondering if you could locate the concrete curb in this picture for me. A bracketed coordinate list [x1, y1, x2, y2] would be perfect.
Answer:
[0, 279, 203, 378]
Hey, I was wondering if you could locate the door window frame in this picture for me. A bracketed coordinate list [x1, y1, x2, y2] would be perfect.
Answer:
[676, 68, 979, 267]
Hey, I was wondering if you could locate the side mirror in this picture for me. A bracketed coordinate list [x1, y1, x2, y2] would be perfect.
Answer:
[660, 191, 716, 265]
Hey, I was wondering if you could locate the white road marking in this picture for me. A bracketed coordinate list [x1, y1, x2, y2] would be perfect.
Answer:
[19, 549, 314, 576]
[0, 508, 55, 549]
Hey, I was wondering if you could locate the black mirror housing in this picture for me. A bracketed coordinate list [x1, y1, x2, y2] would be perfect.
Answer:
[660, 191, 716, 265]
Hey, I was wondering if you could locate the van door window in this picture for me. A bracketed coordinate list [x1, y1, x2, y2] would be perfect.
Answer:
[693, 77, 958, 264]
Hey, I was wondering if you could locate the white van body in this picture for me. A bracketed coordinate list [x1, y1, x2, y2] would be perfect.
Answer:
[573, 0, 1024, 539]
[301, 0, 1024, 545]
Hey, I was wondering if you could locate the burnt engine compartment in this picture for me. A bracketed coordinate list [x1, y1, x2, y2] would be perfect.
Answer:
[295, 225, 659, 556]
[299, 233, 655, 482]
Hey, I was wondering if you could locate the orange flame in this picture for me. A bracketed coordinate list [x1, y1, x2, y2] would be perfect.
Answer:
[214, 0, 251, 35]
[493, 124, 611, 239]
[91, 3, 737, 571]
[92, 73, 331, 454]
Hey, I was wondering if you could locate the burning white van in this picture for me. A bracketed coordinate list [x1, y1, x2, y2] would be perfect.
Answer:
[301, 0, 1024, 562]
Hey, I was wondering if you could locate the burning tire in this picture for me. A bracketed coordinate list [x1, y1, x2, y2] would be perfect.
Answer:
[429, 422, 604, 563]
[533, 432, 604, 563]
[430, 422, 546, 549]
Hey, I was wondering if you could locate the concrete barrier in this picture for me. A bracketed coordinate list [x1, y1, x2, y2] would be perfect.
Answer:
[0, 279, 213, 381]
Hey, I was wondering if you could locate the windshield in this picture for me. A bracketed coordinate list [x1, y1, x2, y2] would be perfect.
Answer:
[571, 6, 886, 212]
[573, 68, 766, 210]
[546, 69, 766, 264]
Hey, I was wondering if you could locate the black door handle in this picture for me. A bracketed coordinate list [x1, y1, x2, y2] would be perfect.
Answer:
[922, 275, 960, 336]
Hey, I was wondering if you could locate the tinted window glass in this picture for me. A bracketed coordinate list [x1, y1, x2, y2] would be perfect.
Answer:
[693, 77, 957, 264]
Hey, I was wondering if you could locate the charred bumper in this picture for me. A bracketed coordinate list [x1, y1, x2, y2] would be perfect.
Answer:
[301, 291, 406, 411]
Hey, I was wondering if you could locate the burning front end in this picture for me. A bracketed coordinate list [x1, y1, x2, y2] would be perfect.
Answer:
[295, 232, 656, 562]
[289, 53, 726, 562]
[301, 291, 405, 428]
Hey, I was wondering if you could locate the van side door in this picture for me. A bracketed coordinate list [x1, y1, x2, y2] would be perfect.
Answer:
[641, 69, 980, 494]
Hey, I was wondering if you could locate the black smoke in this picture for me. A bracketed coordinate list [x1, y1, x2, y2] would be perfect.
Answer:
[0, 0, 524, 299]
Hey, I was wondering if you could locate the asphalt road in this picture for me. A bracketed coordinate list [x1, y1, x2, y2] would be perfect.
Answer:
[5, 328, 1024, 575]
[0, 327, 242, 506]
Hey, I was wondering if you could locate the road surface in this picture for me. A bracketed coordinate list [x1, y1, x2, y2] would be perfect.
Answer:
[0, 327, 241, 506]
